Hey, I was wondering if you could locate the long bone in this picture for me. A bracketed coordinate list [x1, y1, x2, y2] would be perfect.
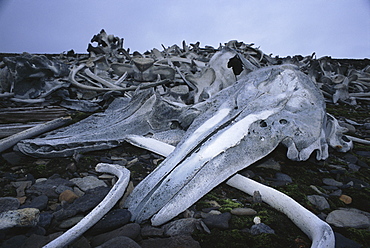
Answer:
[124, 64, 351, 225]
[124, 135, 335, 248]
[43, 163, 130, 248]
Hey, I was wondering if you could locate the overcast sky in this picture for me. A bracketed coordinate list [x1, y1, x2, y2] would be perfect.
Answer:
[0, 0, 369, 58]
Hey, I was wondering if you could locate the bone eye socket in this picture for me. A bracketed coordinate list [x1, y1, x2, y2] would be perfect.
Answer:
[279, 119, 288, 125]
[341, 135, 350, 142]
[259, 120, 267, 127]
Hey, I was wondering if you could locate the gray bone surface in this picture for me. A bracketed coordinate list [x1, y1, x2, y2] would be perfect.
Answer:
[17, 89, 187, 157]
[124, 64, 351, 225]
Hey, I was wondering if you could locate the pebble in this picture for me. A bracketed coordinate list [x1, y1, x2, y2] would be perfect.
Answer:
[202, 212, 231, 230]
[250, 223, 275, 235]
[275, 172, 293, 183]
[141, 225, 164, 237]
[0, 208, 40, 229]
[334, 232, 362, 248]
[230, 207, 257, 216]
[87, 209, 131, 235]
[256, 158, 281, 170]
[200, 210, 221, 218]
[20, 195, 49, 210]
[307, 195, 330, 210]
[0, 197, 20, 212]
[140, 235, 201, 248]
[70, 176, 107, 191]
[329, 189, 342, 197]
[53, 186, 110, 221]
[59, 189, 79, 203]
[326, 209, 370, 228]
[339, 194, 352, 204]
[11, 181, 32, 197]
[322, 178, 343, 187]
[97, 236, 141, 248]
[90, 223, 141, 247]
[163, 218, 200, 236]
[59, 215, 84, 228]
[28, 177, 74, 198]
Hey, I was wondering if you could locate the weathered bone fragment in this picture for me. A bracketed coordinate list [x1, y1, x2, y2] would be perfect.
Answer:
[43, 163, 130, 248]
[124, 64, 351, 225]
[0, 117, 71, 153]
[17, 89, 187, 157]
[2, 53, 69, 99]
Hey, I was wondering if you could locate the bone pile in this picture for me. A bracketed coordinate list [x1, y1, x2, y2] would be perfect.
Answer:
[0, 30, 369, 248]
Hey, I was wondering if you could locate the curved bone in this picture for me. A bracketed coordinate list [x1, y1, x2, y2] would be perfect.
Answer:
[43, 163, 130, 248]
[124, 64, 351, 225]
[226, 175, 334, 248]
[124, 135, 335, 248]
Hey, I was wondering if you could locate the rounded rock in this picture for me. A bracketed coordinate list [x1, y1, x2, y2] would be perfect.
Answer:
[230, 208, 257, 216]
[339, 194, 352, 204]
[326, 209, 370, 228]
[0, 197, 20, 212]
[59, 189, 79, 203]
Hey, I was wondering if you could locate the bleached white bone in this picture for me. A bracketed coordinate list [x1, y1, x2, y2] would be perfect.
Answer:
[43, 163, 130, 248]
[125, 135, 335, 248]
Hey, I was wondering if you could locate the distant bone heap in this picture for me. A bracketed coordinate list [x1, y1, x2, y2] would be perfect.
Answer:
[0, 29, 369, 248]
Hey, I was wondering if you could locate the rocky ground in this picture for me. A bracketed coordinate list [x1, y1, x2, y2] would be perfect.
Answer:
[0, 100, 369, 248]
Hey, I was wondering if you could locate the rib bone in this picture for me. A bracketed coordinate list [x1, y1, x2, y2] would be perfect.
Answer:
[43, 163, 130, 248]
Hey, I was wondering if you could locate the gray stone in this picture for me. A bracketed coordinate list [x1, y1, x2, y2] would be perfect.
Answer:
[88, 209, 131, 235]
[343, 153, 358, 164]
[96, 236, 141, 248]
[141, 225, 164, 237]
[0, 197, 20, 212]
[59, 215, 84, 229]
[53, 186, 110, 221]
[28, 178, 74, 198]
[55, 184, 74, 194]
[20, 195, 48, 210]
[140, 235, 201, 248]
[334, 232, 362, 248]
[364, 123, 370, 130]
[326, 209, 370, 228]
[275, 172, 292, 183]
[230, 208, 257, 216]
[329, 189, 342, 197]
[203, 212, 231, 230]
[38, 212, 53, 228]
[163, 218, 200, 236]
[21, 232, 63, 248]
[256, 158, 281, 170]
[71, 236, 91, 248]
[322, 178, 343, 187]
[90, 223, 141, 247]
[0, 208, 40, 230]
[70, 176, 107, 191]
[307, 195, 330, 210]
[348, 163, 360, 172]
[250, 223, 275, 235]
[11, 181, 32, 197]
[1, 235, 28, 247]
